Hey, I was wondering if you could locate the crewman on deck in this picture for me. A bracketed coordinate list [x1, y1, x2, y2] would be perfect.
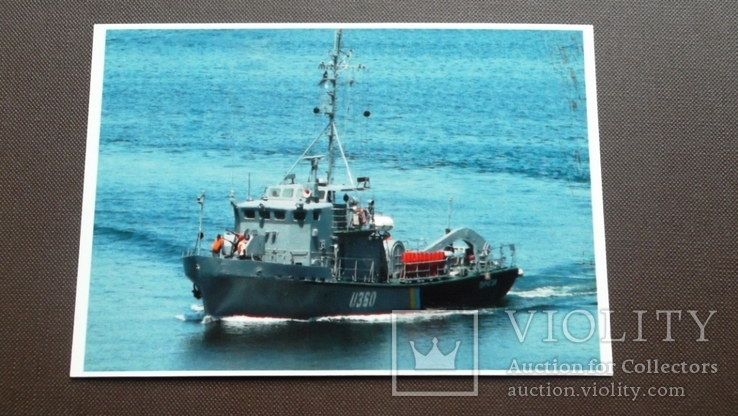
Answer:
[211, 234, 224, 257]
[236, 234, 248, 259]
[351, 203, 368, 227]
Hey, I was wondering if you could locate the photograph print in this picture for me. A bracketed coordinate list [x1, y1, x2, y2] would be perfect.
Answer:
[71, 24, 608, 376]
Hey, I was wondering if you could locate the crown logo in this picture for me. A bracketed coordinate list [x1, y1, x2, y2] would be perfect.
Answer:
[409, 337, 461, 370]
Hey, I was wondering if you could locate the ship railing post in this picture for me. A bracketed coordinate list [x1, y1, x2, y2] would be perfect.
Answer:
[510, 243, 516, 267]
[195, 190, 205, 255]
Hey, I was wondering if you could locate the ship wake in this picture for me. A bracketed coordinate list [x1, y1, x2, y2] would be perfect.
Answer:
[510, 285, 596, 299]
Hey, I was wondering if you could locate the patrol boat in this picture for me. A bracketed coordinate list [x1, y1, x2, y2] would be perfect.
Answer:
[182, 30, 522, 320]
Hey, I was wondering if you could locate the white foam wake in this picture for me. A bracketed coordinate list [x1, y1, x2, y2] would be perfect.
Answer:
[510, 285, 594, 299]
[315, 309, 482, 323]
[178, 306, 491, 324]
[220, 316, 293, 325]
[176, 310, 206, 322]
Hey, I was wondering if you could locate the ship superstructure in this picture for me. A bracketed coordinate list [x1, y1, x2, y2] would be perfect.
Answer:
[182, 30, 522, 319]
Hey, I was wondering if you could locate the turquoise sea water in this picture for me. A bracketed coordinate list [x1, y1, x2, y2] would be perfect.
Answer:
[81, 28, 601, 373]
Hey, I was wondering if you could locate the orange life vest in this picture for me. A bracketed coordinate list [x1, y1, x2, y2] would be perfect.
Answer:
[211, 237, 223, 252]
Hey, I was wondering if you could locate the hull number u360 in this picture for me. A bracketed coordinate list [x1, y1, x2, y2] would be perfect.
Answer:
[349, 291, 377, 308]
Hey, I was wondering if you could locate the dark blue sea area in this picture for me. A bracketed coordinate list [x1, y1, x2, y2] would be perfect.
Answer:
[82, 28, 601, 373]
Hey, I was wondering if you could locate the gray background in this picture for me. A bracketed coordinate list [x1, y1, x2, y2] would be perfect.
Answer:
[1, 1, 736, 414]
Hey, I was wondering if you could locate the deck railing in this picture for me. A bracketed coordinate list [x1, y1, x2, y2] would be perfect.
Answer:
[337, 257, 376, 282]
[399, 243, 516, 280]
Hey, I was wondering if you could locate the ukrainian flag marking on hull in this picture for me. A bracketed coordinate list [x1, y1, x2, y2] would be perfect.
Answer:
[409, 287, 421, 309]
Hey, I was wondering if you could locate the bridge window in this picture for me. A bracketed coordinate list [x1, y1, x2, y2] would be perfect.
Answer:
[274, 210, 286, 220]
[259, 210, 270, 219]
[313, 210, 322, 221]
[282, 188, 294, 198]
[268, 187, 281, 198]
[293, 210, 307, 221]
[243, 209, 255, 219]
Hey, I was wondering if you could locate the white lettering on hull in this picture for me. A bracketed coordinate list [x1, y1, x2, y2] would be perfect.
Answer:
[349, 291, 377, 308]
[479, 279, 497, 289]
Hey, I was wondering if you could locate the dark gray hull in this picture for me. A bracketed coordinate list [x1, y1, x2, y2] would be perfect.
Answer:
[183, 255, 521, 319]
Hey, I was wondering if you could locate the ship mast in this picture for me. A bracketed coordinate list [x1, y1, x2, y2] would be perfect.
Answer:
[282, 29, 363, 187]
[325, 29, 341, 184]
[323, 30, 357, 186]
